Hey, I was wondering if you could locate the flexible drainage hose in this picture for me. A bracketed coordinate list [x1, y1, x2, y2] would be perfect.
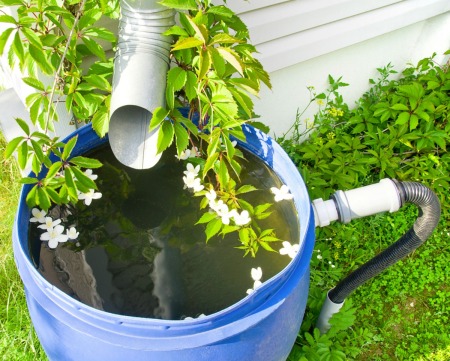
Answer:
[315, 180, 440, 332]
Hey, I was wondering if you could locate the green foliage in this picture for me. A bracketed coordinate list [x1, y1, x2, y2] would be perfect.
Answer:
[280, 54, 450, 219]
[0, 132, 46, 359]
[0, 0, 119, 209]
[0, 0, 117, 133]
[154, 0, 278, 256]
[284, 52, 450, 360]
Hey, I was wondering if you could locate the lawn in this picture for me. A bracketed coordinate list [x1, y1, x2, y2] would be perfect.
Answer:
[0, 132, 46, 360]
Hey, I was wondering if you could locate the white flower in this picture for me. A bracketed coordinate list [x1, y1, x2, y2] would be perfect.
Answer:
[189, 146, 199, 157]
[205, 189, 217, 203]
[78, 189, 102, 206]
[84, 169, 98, 180]
[184, 313, 206, 320]
[247, 267, 263, 295]
[279, 241, 300, 259]
[233, 210, 251, 226]
[251, 267, 262, 281]
[66, 227, 79, 240]
[38, 217, 62, 231]
[317, 254, 323, 260]
[176, 149, 191, 160]
[209, 198, 223, 212]
[183, 163, 200, 178]
[40, 225, 69, 248]
[270, 185, 294, 202]
[30, 208, 47, 223]
[183, 176, 204, 192]
[216, 202, 233, 225]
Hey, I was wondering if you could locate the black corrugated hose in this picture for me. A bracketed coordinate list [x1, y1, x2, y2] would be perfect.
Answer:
[328, 181, 441, 304]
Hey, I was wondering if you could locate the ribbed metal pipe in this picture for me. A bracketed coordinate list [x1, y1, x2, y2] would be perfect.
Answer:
[109, 0, 175, 169]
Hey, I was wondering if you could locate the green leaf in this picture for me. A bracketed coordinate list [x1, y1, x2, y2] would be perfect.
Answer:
[29, 44, 53, 74]
[12, 31, 24, 65]
[236, 184, 257, 194]
[22, 77, 45, 91]
[64, 168, 78, 202]
[207, 5, 235, 18]
[395, 112, 410, 125]
[71, 166, 97, 190]
[174, 121, 189, 156]
[198, 48, 212, 80]
[217, 157, 230, 187]
[30, 139, 45, 165]
[184, 71, 197, 102]
[409, 114, 419, 131]
[172, 37, 203, 51]
[25, 184, 38, 208]
[82, 36, 106, 60]
[4, 136, 24, 159]
[83, 27, 116, 43]
[19, 177, 39, 184]
[157, 120, 174, 153]
[45, 186, 61, 204]
[205, 217, 222, 242]
[167, 67, 187, 91]
[0, 28, 14, 55]
[0, 14, 17, 24]
[69, 156, 103, 168]
[390, 103, 409, 111]
[45, 161, 63, 181]
[203, 152, 219, 177]
[84, 74, 111, 92]
[210, 34, 241, 45]
[15, 117, 30, 136]
[217, 47, 244, 76]
[36, 186, 51, 211]
[92, 106, 110, 137]
[159, 0, 197, 10]
[62, 136, 78, 160]
[150, 107, 169, 131]
[17, 141, 29, 170]
[163, 25, 189, 37]
[166, 84, 175, 110]
[21, 27, 42, 48]
[196, 211, 217, 224]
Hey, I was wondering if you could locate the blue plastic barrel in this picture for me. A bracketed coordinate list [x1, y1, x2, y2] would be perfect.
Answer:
[13, 124, 315, 361]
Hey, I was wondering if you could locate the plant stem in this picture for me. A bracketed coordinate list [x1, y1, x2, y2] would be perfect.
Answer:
[45, 0, 86, 134]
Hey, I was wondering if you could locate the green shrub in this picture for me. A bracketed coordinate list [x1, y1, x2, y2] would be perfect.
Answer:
[279, 51, 449, 219]
[282, 51, 450, 360]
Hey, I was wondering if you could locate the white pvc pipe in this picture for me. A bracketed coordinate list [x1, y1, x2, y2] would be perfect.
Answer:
[313, 178, 401, 227]
[109, 0, 174, 169]
[316, 291, 344, 333]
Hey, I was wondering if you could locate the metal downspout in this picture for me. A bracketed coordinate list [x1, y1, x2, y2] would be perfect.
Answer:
[109, 0, 174, 169]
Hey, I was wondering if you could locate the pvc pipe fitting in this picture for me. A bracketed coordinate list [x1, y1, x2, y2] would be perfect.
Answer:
[312, 198, 339, 227]
[316, 291, 344, 334]
[313, 179, 402, 227]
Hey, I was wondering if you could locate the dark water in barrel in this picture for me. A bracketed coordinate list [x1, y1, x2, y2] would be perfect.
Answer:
[30, 144, 299, 320]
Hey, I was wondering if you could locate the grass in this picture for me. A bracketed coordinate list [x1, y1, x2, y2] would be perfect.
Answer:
[0, 132, 46, 360]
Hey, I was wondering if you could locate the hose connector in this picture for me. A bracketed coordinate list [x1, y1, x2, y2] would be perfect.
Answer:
[315, 180, 440, 333]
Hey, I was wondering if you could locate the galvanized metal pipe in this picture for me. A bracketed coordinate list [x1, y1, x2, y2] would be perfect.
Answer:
[109, 0, 174, 169]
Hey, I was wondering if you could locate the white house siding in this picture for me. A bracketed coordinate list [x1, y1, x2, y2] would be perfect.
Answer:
[223, 0, 450, 135]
